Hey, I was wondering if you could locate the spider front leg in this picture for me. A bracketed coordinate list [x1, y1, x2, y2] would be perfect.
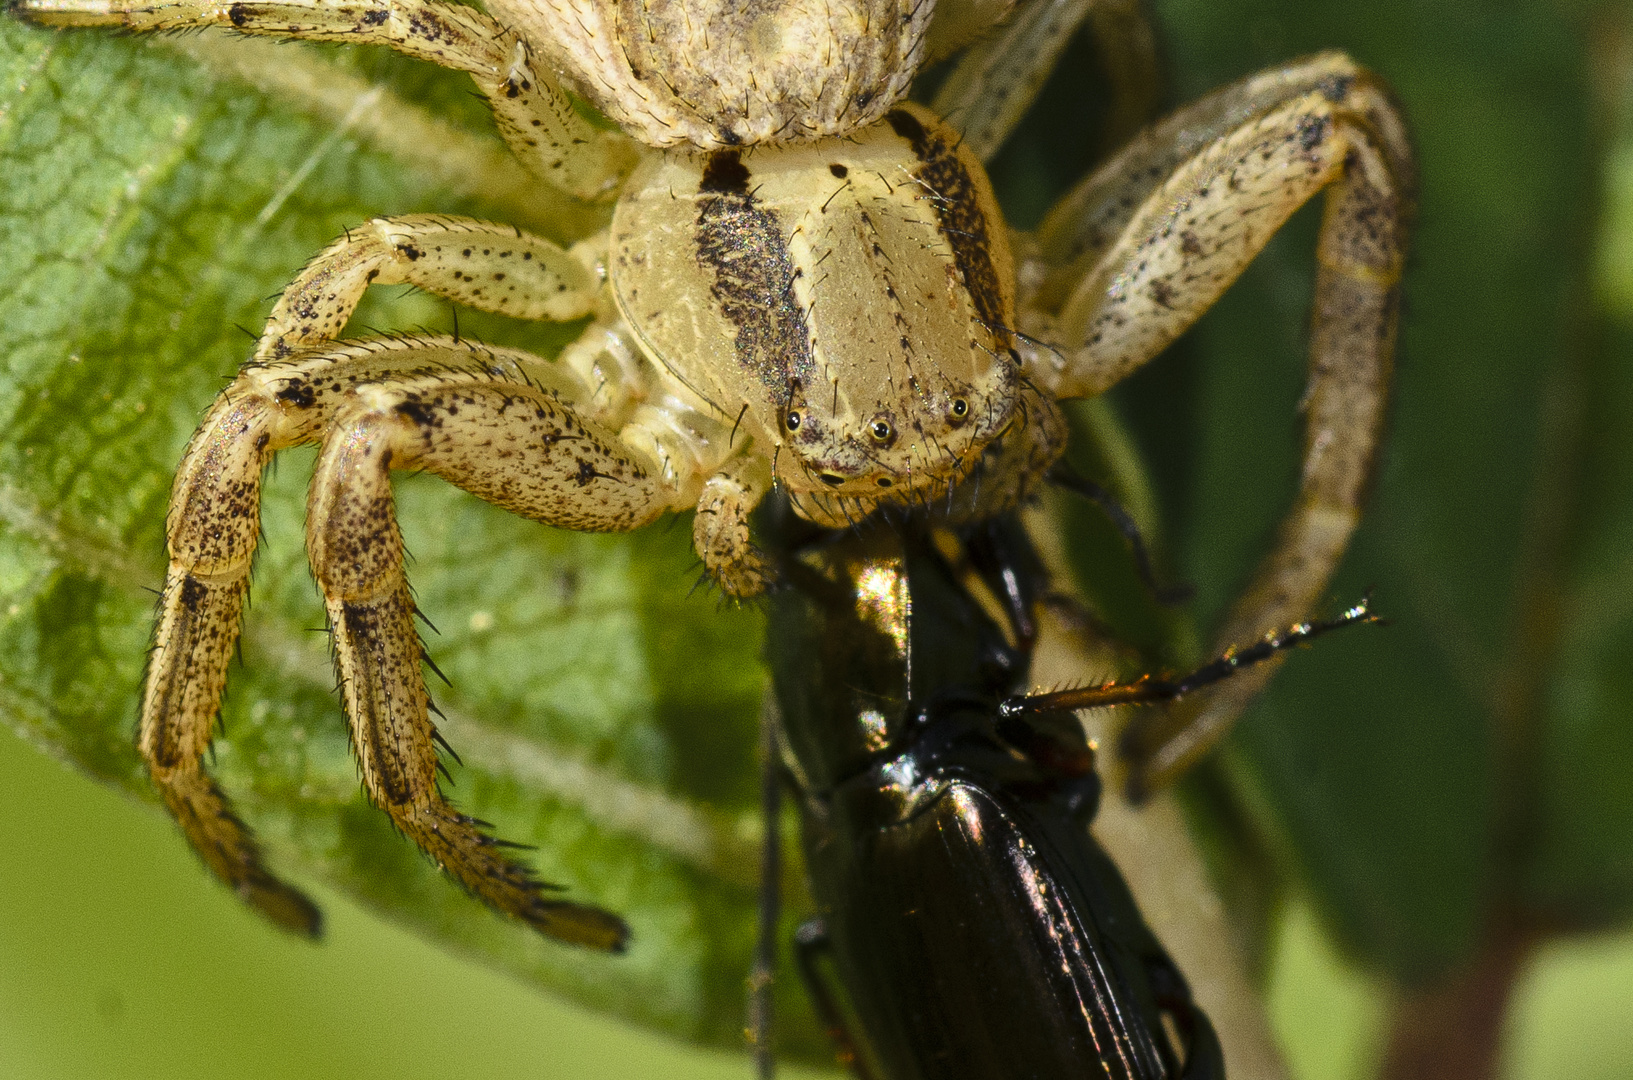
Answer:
[12, 0, 639, 199]
[1026, 53, 1415, 792]
[256, 213, 599, 362]
[306, 344, 669, 948]
[142, 214, 649, 940]
[151, 336, 673, 947]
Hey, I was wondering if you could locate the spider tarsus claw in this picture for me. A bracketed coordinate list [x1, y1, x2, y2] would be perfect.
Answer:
[243, 879, 324, 939]
[519, 894, 631, 952]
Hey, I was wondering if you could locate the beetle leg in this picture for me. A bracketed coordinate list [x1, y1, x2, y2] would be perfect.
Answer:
[1046, 461, 1193, 605]
[748, 698, 784, 1080]
[932, 0, 1160, 163]
[794, 920, 881, 1080]
[1144, 954, 1227, 1080]
[961, 513, 1051, 648]
[13, 0, 638, 199]
[1028, 54, 1414, 791]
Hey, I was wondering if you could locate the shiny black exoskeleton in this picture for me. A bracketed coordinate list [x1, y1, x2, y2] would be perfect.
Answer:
[764, 513, 1226, 1080]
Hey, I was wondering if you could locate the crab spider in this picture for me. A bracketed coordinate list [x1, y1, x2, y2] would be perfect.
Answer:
[12, 0, 1414, 948]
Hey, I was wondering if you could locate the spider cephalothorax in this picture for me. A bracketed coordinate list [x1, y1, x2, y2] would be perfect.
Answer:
[610, 101, 1028, 524]
[14, 0, 1413, 954]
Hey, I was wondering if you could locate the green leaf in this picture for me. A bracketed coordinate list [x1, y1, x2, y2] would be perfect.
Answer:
[1002, 0, 1630, 1000]
[1114, 0, 1618, 988]
[0, 21, 826, 1057]
[7, 2, 1633, 1075]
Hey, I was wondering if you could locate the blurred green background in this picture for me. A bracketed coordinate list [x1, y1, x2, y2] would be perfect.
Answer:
[2, 0, 1633, 1078]
[6, 719, 1633, 1079]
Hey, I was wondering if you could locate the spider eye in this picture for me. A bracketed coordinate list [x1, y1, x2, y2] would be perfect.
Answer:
[870, 418, 895, 443]
[785, 411, 801, 431]
[950, 398, 969, 419]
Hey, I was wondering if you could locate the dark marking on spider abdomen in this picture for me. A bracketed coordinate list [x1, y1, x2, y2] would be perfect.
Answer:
[694, 150, 816, 401]
[884, 109, 1011, 345]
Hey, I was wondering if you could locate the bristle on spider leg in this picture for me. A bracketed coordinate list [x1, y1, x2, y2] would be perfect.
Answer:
[429, 723, 463, 766]
[420, 647, 453, 688]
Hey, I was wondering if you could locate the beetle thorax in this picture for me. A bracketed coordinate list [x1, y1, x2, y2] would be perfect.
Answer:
[610, 103, 1020, 524]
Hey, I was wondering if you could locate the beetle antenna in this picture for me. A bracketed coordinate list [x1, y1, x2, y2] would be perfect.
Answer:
[999, 594, 1380, 719]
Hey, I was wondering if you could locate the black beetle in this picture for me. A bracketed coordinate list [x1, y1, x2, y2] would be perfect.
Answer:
[756, 509, 1372, 1078]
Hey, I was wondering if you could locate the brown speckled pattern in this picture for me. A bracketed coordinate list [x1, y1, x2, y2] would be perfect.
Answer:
[144, 335, 661, 948]
[14, 0, 1413, 952]
[1026, 54, 1414, 788]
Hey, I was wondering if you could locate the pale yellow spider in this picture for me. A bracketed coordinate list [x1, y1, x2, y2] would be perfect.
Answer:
[13, 0, 1414, 952]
